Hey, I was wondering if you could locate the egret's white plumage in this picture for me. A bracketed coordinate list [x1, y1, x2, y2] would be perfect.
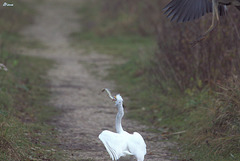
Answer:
[99, 90, 146, 161]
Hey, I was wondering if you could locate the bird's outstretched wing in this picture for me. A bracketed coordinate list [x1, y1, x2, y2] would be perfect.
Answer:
[128, 132, 146, 157]
[99, 130, 132, 160]
[163, 0, 227, 22]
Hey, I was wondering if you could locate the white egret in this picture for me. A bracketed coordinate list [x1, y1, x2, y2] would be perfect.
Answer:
[99, 88, 146, 161]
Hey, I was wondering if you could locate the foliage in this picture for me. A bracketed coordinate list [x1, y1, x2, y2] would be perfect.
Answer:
[0, 1, 63, 160]
[155, 9, 240, 90]
[78, 0, 157, 36]
[74, 0, 240, 160]
[0, 52, 63, 160]
[196, 77, 240, 156]
[79, 0, 240, 90]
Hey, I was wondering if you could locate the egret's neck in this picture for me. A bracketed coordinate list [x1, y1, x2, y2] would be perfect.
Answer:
[115, 103, 124, 133]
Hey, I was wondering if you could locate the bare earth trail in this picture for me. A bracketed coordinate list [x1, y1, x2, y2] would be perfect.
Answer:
[20, 0, 176, 160]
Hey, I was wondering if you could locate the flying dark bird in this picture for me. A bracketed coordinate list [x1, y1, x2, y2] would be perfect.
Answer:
[163, 0, 240, 44]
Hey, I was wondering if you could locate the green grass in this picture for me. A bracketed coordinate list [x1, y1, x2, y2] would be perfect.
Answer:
[0, 1, 64, 160]
[71, 32, 240, 161]
[0, 51, 65, 160]
[70, 31, 155, 58]
[73, 1, 240, 160]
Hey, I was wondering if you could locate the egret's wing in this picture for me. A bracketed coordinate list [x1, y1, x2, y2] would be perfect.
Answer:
[99, 130, 131, 160]
[128, 132, 146, 156]
[163, 0, 226, 22]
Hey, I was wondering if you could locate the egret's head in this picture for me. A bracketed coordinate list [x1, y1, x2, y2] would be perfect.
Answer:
[113, 94, 123, 106]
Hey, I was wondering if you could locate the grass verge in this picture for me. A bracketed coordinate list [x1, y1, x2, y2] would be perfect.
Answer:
[72, 1, 240, 160]
[0, 1, 64, 160]
[72, 32, 240, 161]
[0, 54, 63, 160]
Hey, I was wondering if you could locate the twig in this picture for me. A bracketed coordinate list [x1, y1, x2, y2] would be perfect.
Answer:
[165, 130, 186, 136]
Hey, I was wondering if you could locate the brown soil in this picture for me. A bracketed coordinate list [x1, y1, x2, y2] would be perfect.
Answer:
[20, 0, 176, 160]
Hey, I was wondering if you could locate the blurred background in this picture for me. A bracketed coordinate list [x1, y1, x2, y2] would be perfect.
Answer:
[0, 0, 240, 160]
[74, 0, 240, 160]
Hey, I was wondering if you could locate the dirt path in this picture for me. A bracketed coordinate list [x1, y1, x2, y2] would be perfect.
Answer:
[20, 0, 176, 160]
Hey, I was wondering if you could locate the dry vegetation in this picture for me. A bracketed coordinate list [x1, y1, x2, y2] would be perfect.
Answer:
[76, 0, 240, 160]
[81, 0, 240, 89]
